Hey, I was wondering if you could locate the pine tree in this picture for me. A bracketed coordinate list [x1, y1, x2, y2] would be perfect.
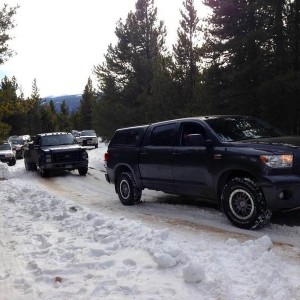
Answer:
[93, 0, 167, 137]
[173, 0, 201, 113]
[79, 77, 96, 130]
[0, 4, 18, 65]
[58, 100, 71, 132]
[40, 101, 58, 133]
[0, 76, 27, 138]
[25, 79, 42, 135]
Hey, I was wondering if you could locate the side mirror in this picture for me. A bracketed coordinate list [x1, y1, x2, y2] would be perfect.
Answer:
[185, 134, 212, 147]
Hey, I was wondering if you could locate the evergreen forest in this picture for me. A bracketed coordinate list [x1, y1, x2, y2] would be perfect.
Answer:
[1, 0, 300, 142]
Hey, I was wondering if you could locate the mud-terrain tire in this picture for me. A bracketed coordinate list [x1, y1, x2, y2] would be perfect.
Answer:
[78, 167, 88, 176]
[116, 172, 142, 205]
[7, 157, 16, 166]
[38, 162, 49, 177]
[221, 177, 272, 230]
[24, 159, 37, 171]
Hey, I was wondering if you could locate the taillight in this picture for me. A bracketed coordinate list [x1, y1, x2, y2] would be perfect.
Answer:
[104, 152, 109, 162]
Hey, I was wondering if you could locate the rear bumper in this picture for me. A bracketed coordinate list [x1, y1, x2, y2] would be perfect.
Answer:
[78, 139, 98, 147]
[261, 175, 300, 211]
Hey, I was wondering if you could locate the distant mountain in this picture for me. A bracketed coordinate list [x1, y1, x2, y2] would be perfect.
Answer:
[41, 94, 82, 113]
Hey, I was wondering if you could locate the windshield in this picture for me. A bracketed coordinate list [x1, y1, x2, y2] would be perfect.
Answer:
[9, 138, 23, 145]
[205, 116, 284, 142]
[0, 143, 11, 150]
[80, 130, 96, 137]
[41, 134, 76, 146]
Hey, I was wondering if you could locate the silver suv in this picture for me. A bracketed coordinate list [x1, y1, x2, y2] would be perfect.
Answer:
[0, 142, 16, 166]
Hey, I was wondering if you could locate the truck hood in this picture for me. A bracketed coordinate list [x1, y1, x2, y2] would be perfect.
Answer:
[41, 144, 83, 152]
[233, 136, 300, 150]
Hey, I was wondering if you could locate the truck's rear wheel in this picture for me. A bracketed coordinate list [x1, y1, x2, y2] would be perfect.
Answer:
[116, 172, 142, 205]
[221, 177, 271, 229]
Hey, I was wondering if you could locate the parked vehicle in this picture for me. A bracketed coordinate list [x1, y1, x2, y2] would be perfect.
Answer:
[71, 130, 80, 139]
[24, 132, 89, 177]
[8, 135, 25, 159]
[76, 130, 98, 148]
[104, 115, 300, 230]
[0, 142, 16, 166]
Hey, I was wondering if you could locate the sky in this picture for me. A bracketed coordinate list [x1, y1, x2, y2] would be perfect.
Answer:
[0, 0, 210, 98]
[1, 142, 300, 299]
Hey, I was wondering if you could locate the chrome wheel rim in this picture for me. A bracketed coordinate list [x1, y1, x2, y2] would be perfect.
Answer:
[229, 189, 255, 220]
[120, 179, 130, 200]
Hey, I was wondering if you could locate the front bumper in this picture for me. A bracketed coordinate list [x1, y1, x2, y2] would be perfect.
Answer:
[0, 158, 14, 163]
[260, 174, 300, 211]
[0, 155, 15, 163]
[43, 160, 88, 171]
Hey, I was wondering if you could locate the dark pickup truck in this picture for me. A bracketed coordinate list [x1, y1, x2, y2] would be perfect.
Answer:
[24, 132, 88, 177]
[104, 115, 300, 230]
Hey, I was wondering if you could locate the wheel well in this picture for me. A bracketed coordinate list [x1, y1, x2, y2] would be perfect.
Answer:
[114, 165, 132, 190]
[115, 165, 132, 179]
[217, 170, 257, 201]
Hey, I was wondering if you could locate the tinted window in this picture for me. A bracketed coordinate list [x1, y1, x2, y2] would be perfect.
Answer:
[110, 128, 145, 146]
[149, 123, 176, 146]
[9, 137, 24, 145]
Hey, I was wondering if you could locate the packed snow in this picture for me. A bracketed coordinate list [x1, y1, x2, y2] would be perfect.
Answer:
[1, 143, 300, 299]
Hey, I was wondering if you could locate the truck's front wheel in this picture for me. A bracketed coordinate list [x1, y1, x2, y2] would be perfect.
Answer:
[24, 159, 37, 171]
[221, 177, 272, 230]
[39, 162, 49, 177]
[116, 172, 142, 205]
[7, 157, 16, 166]
[78, 167, 88, 176]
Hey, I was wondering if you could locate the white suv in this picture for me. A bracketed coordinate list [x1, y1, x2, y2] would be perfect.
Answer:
[76, 130, 98, 148]
[0, 142, 16, 166]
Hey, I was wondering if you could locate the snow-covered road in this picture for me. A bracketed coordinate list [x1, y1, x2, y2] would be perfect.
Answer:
[1, 143, 300, 299]
[25, 147, 300, 248]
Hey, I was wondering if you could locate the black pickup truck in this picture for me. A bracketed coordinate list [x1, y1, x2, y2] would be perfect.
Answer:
[24, 132, 88, 177]
[104, 115, 300, 230]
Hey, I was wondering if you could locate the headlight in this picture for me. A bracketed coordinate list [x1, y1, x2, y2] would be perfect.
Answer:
[5, 153, 13, 158]
[260, 154, 293, 168]
[82, 151, 88, 159]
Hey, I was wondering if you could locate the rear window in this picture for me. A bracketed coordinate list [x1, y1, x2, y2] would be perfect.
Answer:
[110, 127, 146, 147]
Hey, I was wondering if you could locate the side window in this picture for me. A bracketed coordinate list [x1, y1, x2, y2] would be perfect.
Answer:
[149, 123, 176, 146]
[110, 131, 127, 145]
[125, 129, 143, 146]
[110, 128, 144, 146]
[181, 123, 206, 146]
